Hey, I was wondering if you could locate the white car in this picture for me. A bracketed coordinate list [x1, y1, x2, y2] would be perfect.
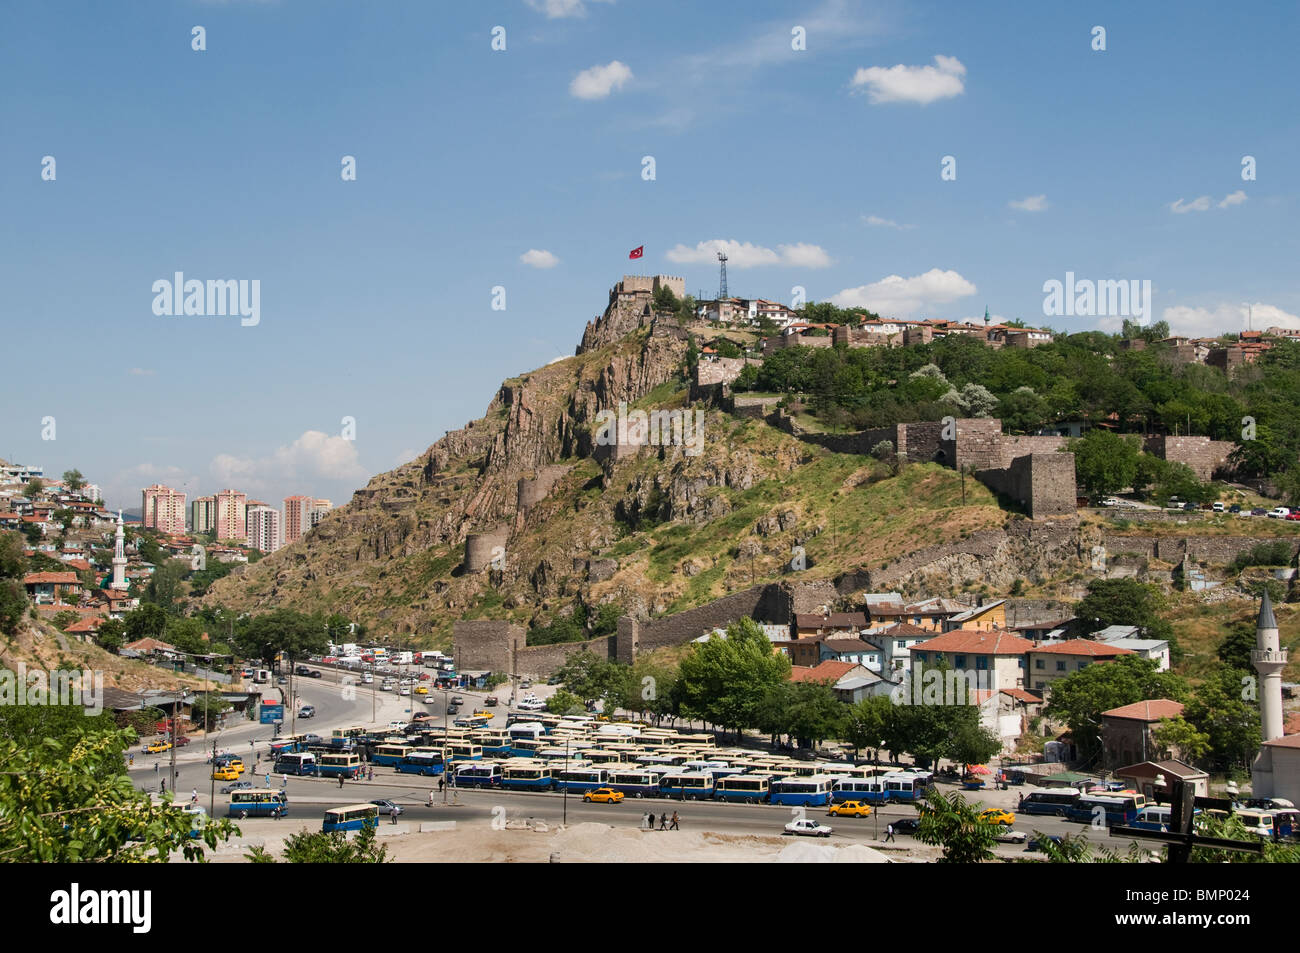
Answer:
[387, 721, 406, 731]
[995, 829, 1028, 844]
[399, 686, 412, 696]
[1101, 498, 1121, 507]
[1267, 507, 1291, 519]
[784, 818, 833, 838]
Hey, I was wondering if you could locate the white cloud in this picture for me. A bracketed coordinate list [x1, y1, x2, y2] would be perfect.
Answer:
[211, 430, 368, 493]
[520, 249, 560, 269]
[1163, 302, 1300, 337]
[570, 60, 633, 100]
[862, 215, 915, 230]
[850, 54, 966, 105]
[829, 268, 977, 316]
[128, 367, 155, 376]
[1008, 194, 1048, 212]
[1169, 191, 1247, 214]
[526, 0, 613, 18]
[665, 239, 832, 269]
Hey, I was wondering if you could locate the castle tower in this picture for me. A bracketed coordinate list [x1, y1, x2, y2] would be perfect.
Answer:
[1253, 589, 1287, 743]
[110, 510, 129, 591]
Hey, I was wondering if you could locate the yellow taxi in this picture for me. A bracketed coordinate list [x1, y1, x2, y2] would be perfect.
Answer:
[979, 808, 1016, 826]
[414, 685, 428, 695]
[471, 710, 492, 719]
[144, 741, 172, 754]
[826, 800, 874, 818]
[582, 787, 625, 804]
[211, 766, 241, 781]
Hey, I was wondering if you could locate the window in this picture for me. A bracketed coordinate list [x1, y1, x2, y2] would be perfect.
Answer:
[1035, 659, 1045, 670]
[1035, 681, 1045, 690]
[975, 656, 988, 670]
[1056, 661, 1066, 671]
[1078, 661, 1089, 669]
[954, 655, 967, 668]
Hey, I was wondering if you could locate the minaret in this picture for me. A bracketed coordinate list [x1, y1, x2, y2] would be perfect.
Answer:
[110, 510, 129, 591]
[1252, 589, 1287, 743]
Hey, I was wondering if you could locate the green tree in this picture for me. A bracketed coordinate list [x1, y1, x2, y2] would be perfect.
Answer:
[652, 284, 679, 312]
[0, 532, 25, 579]
[1183, 668, 1261, 772]
[1216, 623, 1257, 670]
[915, 789, 998, 863]
[62, 469, 86, 492]
[95, 617, 127, 653]
[783, 681, 845, 749]
[0, 710, 236, 861]
[1151, 716, 1211, 762]
[552, 653, 631, 710]
[1069, 431, 1141, 500]
[22, 478, 43, 499]
[676, 617, 792, 738]
[0, 579, 26, 636]
[123, 603, 170, 642]
[144, 557, 190, 612]
[237, 608, 329, 668]
[844, 695, 893, 761]
[1044, 655, 1189, 762]
[273, 824, 389, 863]
[1074, 578, 1180, 662]
[190, 693, 233, 732]
[545, 689, 585, 715]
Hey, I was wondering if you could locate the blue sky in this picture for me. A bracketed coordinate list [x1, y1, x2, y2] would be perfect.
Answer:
[2, 0, 1297, 513]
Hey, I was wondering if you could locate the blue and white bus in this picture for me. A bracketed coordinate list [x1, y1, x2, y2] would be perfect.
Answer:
[884, 772, 930, 803]
[455, 762, 503, 788]
[1018, 790, 1082, 817]
[317, 752, 364, 779]
[396, 751, 446, 776]
[831, 778, 889, 804]
[715, 774, 771, 804]
[371, 744, 413, 767]
[1066, 793, 1146, 826]
[228, 789, 288, 819]
[476, 731, 514, 757]
[510, 738, 547, 759]
[659, 771, 716, 801]
[274, 752, 318, 777]
[770, 775, 834, 807]
[322, 803, 378, 833]
[502, 764, 554, 792]
[607, 768, 662, 799]
[554, 766, 608, 794]
[446, 743, 484, 763]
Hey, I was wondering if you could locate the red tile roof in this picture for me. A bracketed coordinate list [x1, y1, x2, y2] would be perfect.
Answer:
[65, 617, 102, 632]
[23, 571, 80, 584]
[1262, 734, 1300, 750]
[1102, 699, 1185, 722]
[1001, 688, 1042, 704]
[790, 660, 859, 684]
[914, 630, 1035, 656]
[795, 612, 867, 630]
[1030, 639, 1134, 657]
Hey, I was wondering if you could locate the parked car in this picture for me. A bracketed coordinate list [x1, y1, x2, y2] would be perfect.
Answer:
[1212, 502, 1226, 512]
[1268, 507, 1291, 519]
[995, 829, 1029, 844]
[1101, 498, 1121, 507]
[1287, 513, 1300, 522]
[1025, 834, 1064, 852]
[1229, 504, 1242, 513]
[1183, 501, 1198, 511]
[1252, 508, 1268, 516]
[784, 818, 833, 838]
[484, 696, 499, 707]
[369, 799, 404, 817]
[173, 736, 191, 747]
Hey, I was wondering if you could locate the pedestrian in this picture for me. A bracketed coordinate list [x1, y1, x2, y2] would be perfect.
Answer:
[1017, 793, 1024, 810]
[191, 788, 198, 804]
[338, 775, 345, 790]
[428, 789, 435, 807]
[154, 761, 159, 775]
[438, 777, 444, 793]
[265, 773, 270, 787]
[670, 811, 679, 831]
[368, 766, 374, 781]
[160, 779, 166, 794]
[659, 813, 667, 831]
[884, 823, 895, 842]
[128, 756, 134, 767]
[281, 774, 288, 789]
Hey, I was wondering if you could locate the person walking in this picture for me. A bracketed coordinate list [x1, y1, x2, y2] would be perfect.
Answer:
[884, 823, 895, 842]
[338, 775, 345, 790]
[438, 777, 445, 793]
[428, 789, 435, 807]
[153, 761, 159, 775]
[160, 779, 166, 794]
[670, 811, 679, 831]
[265, 773, 271, 787]
[659, 813, 668, 831]
[368, 766, 374, 781]
[281, 773, 288, 789]
[191, 788, 198, 804]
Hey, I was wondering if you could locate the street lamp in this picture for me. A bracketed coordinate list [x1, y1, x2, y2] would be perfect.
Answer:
[208, 728, 228, 816]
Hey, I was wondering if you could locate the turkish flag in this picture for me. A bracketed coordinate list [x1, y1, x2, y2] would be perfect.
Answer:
[629, 246, 644, 260]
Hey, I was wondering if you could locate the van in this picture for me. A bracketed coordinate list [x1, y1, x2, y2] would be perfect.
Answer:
[1132, 805, 1172, 831]
[1236, 810, 1275, 838]
[1212, 502, 1225, 512]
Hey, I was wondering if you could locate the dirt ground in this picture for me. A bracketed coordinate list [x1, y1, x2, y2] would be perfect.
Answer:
[205, 819, 924, 863]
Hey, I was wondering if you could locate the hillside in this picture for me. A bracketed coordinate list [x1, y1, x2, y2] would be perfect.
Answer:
[203, 308, 1018, 645]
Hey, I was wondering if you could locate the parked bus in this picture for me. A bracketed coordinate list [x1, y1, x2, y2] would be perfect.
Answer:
[659, 771, 716, 800]
[331, 727, 368, 743]
[1018, 790, 1082, 817]
[584, 749, 624, 765]
[454, 762, 503, 789]
[770, 775, 834, 807]
[510, 738, 548, 759]
[832, 778, 889, 804]
[322, 803, 378, 833]
[269, 737, 307, 758]
[715, 774, 771, 804]
[228, 789, 288, 819]
[554, 766, 608, 794]
[446, 743, 484, 763]
[607, 768, 662, 799]
[317, 752, 364, 779]
[371, 744, 413, 767]
[475, 731, 513, 757]
[1066, 793, 1146, 826]
[502, 764, 554, 792]
[396, 751, 446, 776]
[274, 752, 318, 777]
[884, 773, 930, 803]
[1235, 809, 1275, 839]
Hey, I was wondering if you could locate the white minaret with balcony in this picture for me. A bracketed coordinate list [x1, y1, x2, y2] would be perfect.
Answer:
[1250, 590, 1288, 796]
[110, 510, 128, 591]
